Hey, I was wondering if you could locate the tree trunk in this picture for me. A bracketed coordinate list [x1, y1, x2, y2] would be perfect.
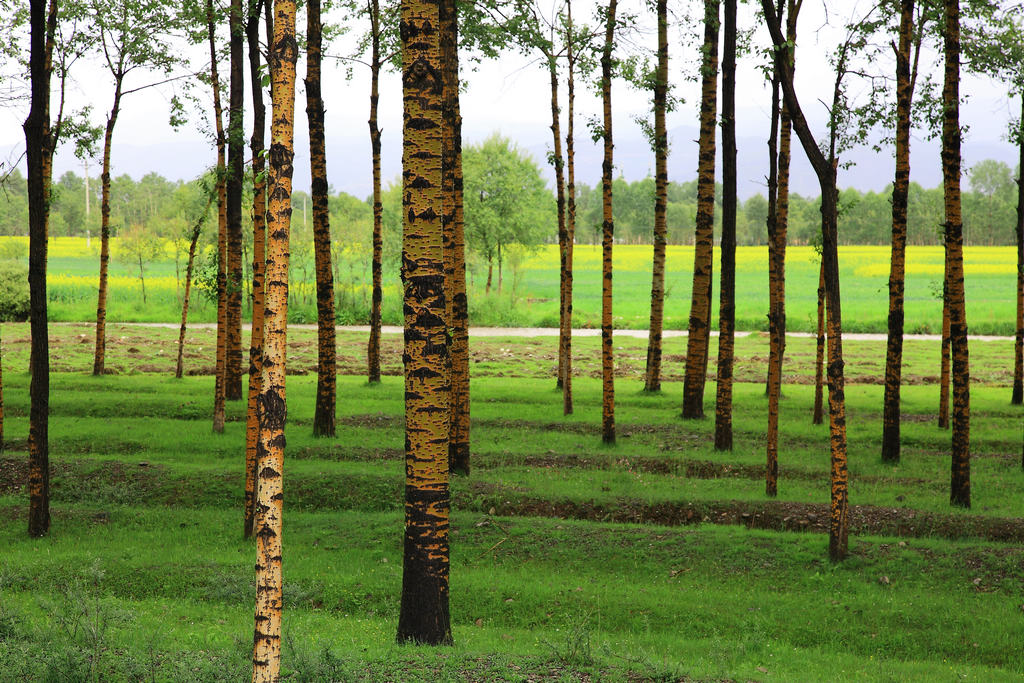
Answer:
[714, 0, 736, 451]
[600, 0, 618, 445]
[563, 0, 576, 415]
[1013, 92, 1023, 405]
[644, 0, 669, 394]
[442, 0, 470, 476]
[764, 0, 785, 491]
[93, 81, 121, 377]
[226, 0, 245, 401]
[942, 0, 970, 508]
[395, 0, 452, 646]
[367, 0, 383, 384]
[547, 52, 566, 392]
[762, 0, 848, 560]
[812, 259, 825, 425]
[881, 0, 915, 462]
[176, 204, 208, 379]
[244, 0, 269, 540]
[939, 243, 951, 428]
[24, 0, 56, 537]
[208, 0, 228, 434]
[681, 0, 720, 420]
[307, 0, 337, 437]
[251, 0, 295, 678]
[486, 261, 492, 293]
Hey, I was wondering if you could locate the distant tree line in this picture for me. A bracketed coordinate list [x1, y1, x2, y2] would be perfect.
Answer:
[1, 158, 1018, 247]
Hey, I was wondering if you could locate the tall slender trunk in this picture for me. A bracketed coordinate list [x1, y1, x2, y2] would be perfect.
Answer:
[24, 0, 56, 537]
[395, 0, 452, 645]
[244, 0, 269, 540]
[600, 0, 618, 445]
[1012, 91, 1023, 406]
[176, 201, 209, 378]
[881, 0, 915, 462]
[764, 0, 785, 491]
[307, 0, 337, 437]
[813, 259, 825, 425]
[367, 0, 383, 384]
[226, 0, 245, 401]
[547, 51, 567, 391]
[714, 0, 736, 451]
[644, 0, 669, 394]
[681, 0, 720, 420]
[93, 80, 121, 377]
[942, 0, 970, 508]
[442, 0, 470, 475]
[251, 0, 294, 678]
[563, 0, 576, 415]
[762, 0, 848, 560]
[208, 0, 229, 434]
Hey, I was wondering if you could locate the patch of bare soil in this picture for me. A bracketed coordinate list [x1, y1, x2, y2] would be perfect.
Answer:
[468, 483, 1024, 544]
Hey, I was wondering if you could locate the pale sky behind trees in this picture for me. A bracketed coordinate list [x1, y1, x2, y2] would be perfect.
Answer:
[0, 0, 1018, 201]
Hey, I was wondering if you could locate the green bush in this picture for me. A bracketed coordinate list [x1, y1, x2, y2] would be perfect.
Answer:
[0, 260, 29, 321]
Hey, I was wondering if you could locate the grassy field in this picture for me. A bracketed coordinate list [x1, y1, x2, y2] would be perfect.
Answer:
[1, 323, 1022, 680]
[6, 237, 1019, 334]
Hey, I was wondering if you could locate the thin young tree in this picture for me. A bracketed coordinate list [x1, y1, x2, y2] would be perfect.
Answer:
[681, 0, 720, 420]
[307, 0, 337, 437]
[207, 0, 229, 433]
[761, 0, 852, 561]
[251, 0, 296, 676]
[766, 0, 798, 494]
[643, 0, 669, 393]
[713, 0, 737, 451]
[812, 258, 825, 424]
[90, 0, 182, 376]
[243, 0, 269, 540]
[599, 0, 618, 444]
[175, 183, 215, 378]
[942, 0, 970, 508]
[562, 0, 578, 415]
[395, 0, 453, 644]
[366, 0, 385, 384]
[226, 0, 246, 402]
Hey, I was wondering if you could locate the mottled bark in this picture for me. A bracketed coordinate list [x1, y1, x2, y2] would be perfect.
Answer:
[251, 0, 295, 678]
[244, 0, 269, 541]
[600, 0, 618, 445]
[395, 0, 453, 646]
[306, 0, 337, 437]
[644, 0, 669, 394]
[942, 0, 970, 508]
[714, 0, 736, 452]
[681, 0, 720, 420]
[563, 0, 576, 415]
[881, 0, 915, 463]
[812, 260, 825, 425]
[547, 51, 567, 393]
[367, 0, 383, 384]
[442, 0, 470, 476]
[24, 0, 57, 537]
[939, 256, 950, 428]
[226, 0, 245, 401]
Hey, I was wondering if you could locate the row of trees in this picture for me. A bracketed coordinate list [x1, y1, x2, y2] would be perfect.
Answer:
[4, 161, 1022, 247]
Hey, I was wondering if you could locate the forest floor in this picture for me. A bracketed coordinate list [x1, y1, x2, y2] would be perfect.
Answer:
[0, 323, 1022, 681]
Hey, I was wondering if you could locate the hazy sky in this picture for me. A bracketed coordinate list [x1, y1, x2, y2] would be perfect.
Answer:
[1, 0, 1018, 200]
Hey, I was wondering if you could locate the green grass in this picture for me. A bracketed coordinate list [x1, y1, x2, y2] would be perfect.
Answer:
[1, 324, 1022, 680]
[16, 237, 1022, 333]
